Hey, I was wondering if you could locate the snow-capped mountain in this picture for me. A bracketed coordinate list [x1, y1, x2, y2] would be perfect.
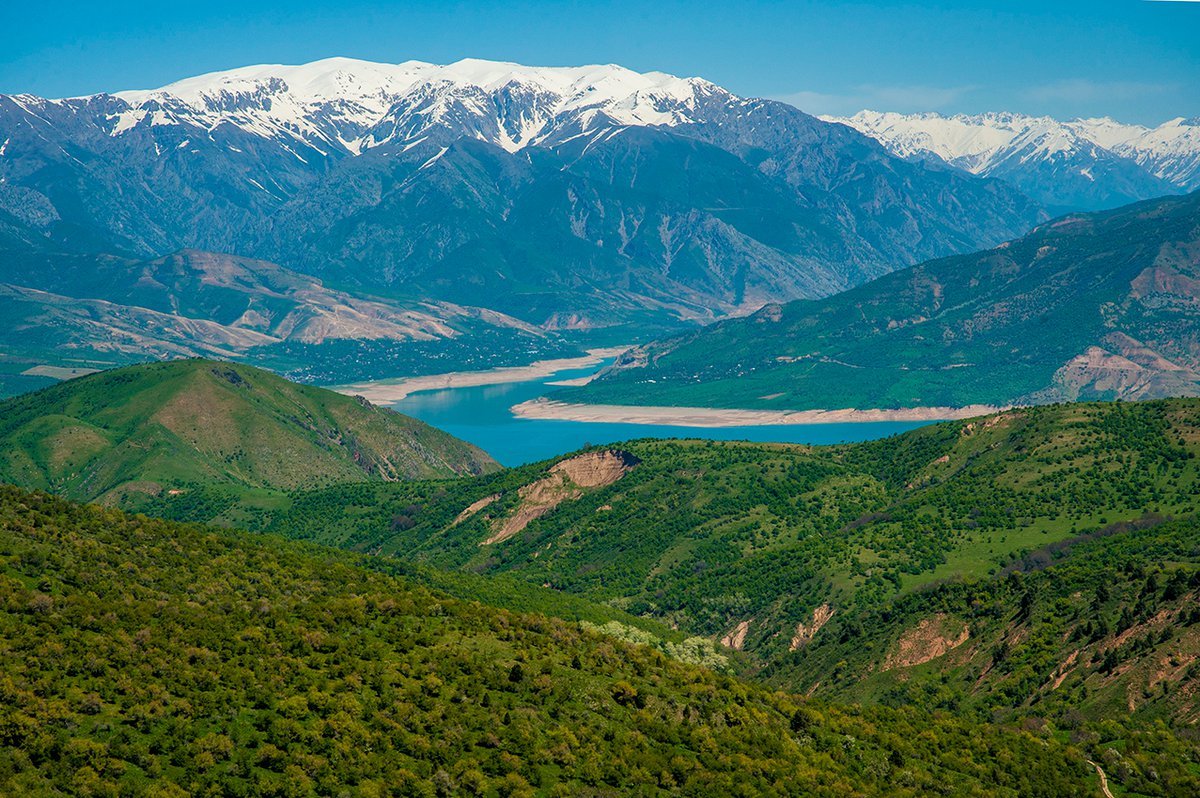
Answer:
[105, 57, 724, 156]
[829, 111, 1199, 211]
[1114, 117, 1200, 190]
[0, 58, 1044, 329]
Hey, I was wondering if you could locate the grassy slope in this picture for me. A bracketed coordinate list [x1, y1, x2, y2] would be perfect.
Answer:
[764, 516, 1200, 729]
[0, 359, 497, 506]
[0, 485, 1116, 797]
[562, 191, 1200, 410]
[156, 400, 1200, 662]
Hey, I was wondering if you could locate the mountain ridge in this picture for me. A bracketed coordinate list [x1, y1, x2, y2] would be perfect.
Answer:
[0, 56, 1045, 331]
[832, 109, 1200, 211]
[102, 56, 722, 155]
[564, 190, 1200, 411]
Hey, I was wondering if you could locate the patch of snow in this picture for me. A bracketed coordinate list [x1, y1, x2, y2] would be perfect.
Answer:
[400, 136, 428, 152]
[109, 109, 147, 135]
[419, 146, 449, 170]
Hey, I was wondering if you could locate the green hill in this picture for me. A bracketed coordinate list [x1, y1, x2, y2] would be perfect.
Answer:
[763, 514, 1200, 731]
[126, 397, 1200, 794]
[563, 191, 1200, 411]
[0, 359, 497, 507]
[0, 485, 1128, 797]
[169, 400, 1199, 663]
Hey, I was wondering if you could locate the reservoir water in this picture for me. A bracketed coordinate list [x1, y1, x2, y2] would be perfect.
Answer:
[378, 361, 930, 466]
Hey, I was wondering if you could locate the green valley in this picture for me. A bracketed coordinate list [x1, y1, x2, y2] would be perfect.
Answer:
[7, 359, 1200, 795]
[170, 400, 1200, 660]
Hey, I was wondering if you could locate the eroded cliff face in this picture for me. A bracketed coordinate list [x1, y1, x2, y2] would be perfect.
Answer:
[882, 615, 971, 671]
[790, 603, 836, 650]
[483, 450, 640, 545]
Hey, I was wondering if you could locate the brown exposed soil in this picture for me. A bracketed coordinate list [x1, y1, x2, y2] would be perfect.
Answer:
[721, 619, 752, 650]
[482, 450, 639, 545]
[883, 615, 970, 670]
[1051, 335, 1200, 401]
[452, 494, 500, 526]
[790, 603, 835, 650]
[1050, 650, 1080, 690]
[1129, 243, 1200, 301]
[961, 411, 1021, 436]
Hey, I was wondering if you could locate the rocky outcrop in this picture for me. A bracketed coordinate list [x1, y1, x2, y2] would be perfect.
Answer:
[721, 620, 752, 650]
[882, 615, 970, 670]
[452, 494, 500, 527]
[1049, 335, 1200, 402]
[483, 450, 639, 545]
[790, 603, 835, 650]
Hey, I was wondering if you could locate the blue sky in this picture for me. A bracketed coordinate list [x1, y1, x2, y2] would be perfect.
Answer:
[1, 1, 1196, 124]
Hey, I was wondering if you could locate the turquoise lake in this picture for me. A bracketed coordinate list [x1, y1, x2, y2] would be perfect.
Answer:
[378, 362, 931, 467]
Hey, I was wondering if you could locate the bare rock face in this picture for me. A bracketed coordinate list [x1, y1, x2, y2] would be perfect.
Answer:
[452, 493, 500, 527]
[483, 450, 639, 545]
[790, 603, 835, 650]
[552, 449, 640, 488]
[882, 615, 970, 671]
[1049, 334, 1200, 402]
[721, 620, 752, 650]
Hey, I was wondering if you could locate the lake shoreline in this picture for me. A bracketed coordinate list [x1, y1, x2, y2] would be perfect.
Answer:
[331, 346, 629, 403]
[510, 398, 1008, 428]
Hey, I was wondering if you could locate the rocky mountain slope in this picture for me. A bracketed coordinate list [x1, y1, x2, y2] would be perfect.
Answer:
[0, 248, 549, 369]
[567, 190, 1200, 411]
[833, 110, 1200, 211]
[0, 58, 1045, 328]
[0, 359, 498, 507]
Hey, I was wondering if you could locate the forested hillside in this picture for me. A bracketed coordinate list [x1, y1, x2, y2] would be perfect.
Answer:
[764, 515, 1200, 734]
[147, 400, 1200, 665]
[0, 486, 1119, 797]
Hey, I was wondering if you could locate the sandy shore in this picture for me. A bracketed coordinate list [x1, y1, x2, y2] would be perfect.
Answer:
[332, 346, 629, 403]
[510, 398, 1007, 427]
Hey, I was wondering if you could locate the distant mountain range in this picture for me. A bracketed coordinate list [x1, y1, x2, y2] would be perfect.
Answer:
[566, 190, 1200, 410]
[0, 248, 554, 380]
[831, 111, 1200, 212]
[0, 57, 1044, 335]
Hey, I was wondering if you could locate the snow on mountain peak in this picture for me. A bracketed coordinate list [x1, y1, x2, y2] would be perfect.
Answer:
[832, 109, 1200, 191]
[102, 57, 719, 154]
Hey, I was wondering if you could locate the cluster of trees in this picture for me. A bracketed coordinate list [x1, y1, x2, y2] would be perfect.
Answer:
[190, 400, 1200, 654]
[0, 486, 1104, 796]
[766, 514, 1200, 796]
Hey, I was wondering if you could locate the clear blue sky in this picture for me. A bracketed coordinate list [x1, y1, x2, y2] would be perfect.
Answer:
[2, 1, 1197, 125]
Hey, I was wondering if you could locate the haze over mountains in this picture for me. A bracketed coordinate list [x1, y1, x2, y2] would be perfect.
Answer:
[0, 57, 1043, 338]
[833, 110, 1200, 212]
[568, 190, 1200, 410]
